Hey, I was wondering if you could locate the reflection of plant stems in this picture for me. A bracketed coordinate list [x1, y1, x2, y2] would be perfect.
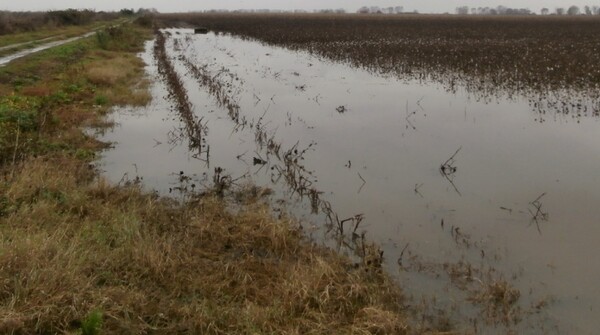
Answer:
[358, 172, 366, 193]
[416, 96, 425, 111]
[529, 192, 548, 234]
[442, 172, 462, 196]
[440, 146, 462, 196]
[397, 243, 409, 267]
[414, 183, 424, 198]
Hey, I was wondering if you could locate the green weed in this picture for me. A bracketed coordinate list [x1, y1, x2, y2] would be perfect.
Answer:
[94, 94, 108, 105]
[80, 310, 103, 335]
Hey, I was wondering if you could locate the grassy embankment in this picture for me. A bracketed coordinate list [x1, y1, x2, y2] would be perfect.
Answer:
[0, 19, 127, 47]
[0, 22, 409, 334]
[0, 19, 131, 58]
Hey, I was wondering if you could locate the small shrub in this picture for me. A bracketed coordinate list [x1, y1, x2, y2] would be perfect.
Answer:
[75, 148, 96, 160]
[47, 9, 95, 26]
[134, 15, 154, 28]
[95, 30, 110, 50]
[87, 64, 124, 86]
[0, 95, 40, 132]
[65, 83, 83, 94]
[49, 91, 71, 104]
[95, 25, 144, 51]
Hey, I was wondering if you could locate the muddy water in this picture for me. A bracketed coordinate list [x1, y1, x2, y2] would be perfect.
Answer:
[98, 30, 600, 334]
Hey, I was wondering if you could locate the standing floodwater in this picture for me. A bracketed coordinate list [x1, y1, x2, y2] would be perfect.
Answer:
[98, 30, 600, 334]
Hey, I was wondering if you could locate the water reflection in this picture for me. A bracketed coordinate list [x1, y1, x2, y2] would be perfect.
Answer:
[98, 30, 600, 334]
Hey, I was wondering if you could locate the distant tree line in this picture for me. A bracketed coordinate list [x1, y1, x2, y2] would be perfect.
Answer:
[0, 9, 155, 36]
[200, 9, 348, 14]
[456, 5, 600, 15]
[357, 6, 406, 14]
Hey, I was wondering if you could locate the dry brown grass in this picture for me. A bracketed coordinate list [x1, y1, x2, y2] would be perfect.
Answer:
[0, 156, 407, 334]
[84, 50, 151, 108]
[19, 85, 51, 97]
[86, 64, 126, 86]
[468, 280, 521, 326]
[85, 51, 139, 85]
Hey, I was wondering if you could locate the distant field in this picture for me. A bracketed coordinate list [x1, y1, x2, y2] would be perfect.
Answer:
[159, 14, 600, 95]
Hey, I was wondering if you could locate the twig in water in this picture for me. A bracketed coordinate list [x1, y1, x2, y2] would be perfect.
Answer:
[252, 93, 261, 106]
[313, 94, 321, 105]
[442, 172, 462, 196]
[440, 146, 462, 175]
[528, 192, 548, 234]
[405, 100, 417, 130]
[339, 214, 364, 238]
[405, 112, 417, 130]
[352, 214, 364, 237]
[440, 147, 462, 196]
[397, 243, 409, 267]
[414, 183, 424, 198]
[358, 172, 366, 193]
[416, 96, 425, 111]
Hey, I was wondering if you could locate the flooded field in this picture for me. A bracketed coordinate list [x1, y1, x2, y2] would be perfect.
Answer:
[98, 28, 600, 333]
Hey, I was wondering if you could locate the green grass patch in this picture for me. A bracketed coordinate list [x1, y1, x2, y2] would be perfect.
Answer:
[94, 94, 108, 105]
[0, 19, 126, 48]
[80, 309, 103, 335]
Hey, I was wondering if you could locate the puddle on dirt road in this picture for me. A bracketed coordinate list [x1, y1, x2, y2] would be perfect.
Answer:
[97, 29, 600, 334]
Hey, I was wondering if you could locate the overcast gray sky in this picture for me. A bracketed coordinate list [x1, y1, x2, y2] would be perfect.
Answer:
[0, 1, 594, 14]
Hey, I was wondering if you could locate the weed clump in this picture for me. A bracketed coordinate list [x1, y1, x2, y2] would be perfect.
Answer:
[95, 24, 150, 52]
[80, 310, 103, 335]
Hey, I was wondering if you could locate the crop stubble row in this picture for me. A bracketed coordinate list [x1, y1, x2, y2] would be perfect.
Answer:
[160, 14, 600, 97]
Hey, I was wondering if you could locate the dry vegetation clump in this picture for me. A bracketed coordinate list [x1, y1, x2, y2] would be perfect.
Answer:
[85, 50, 151, 107]
[86, 55, 139, 86]
[158, 13, 600, 96]
[469, 280, 521, 325]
